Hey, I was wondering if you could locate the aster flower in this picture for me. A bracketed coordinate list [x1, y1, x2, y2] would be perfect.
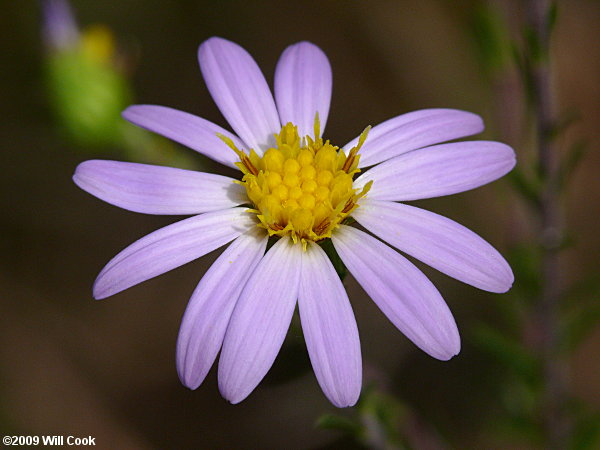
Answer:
[74, 37, 515, 407]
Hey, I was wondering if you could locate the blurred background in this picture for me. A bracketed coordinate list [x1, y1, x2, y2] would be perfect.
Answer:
[1, 0, 598, 448]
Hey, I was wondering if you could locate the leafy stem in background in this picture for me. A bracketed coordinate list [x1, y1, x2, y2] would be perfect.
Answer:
[524, 1, 570, 448]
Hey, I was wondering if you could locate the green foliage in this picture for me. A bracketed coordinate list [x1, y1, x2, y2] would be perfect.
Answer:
[469, 3, 513, 76]
[571, 410, 600, 450]
[558, 140, 588, 192]
[548, 2, 559, 35]
[45, 50, 131, 148]
[507, 168, 543, 210]
[561, 276, 600, 353]
[317, 414, 362, 435]
[511, 41, 537, 108]
[507, 244, 543, 300]
[317, 386, 409, 450]
[471, 324, 539, 383]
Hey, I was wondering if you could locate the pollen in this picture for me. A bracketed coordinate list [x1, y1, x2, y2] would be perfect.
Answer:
[222, 116, 372, 246]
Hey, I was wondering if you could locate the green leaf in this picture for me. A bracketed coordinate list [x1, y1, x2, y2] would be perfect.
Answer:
[524, 24, 546, 63]
[358, 387, 406, 449]
[490, 410, 544, 446]
[471, 323, 540, 383]
[317, 413, 361, 435]
[548, 2, 559, 35]
[507, 244, 542, 300]
[562, 301, 600, 353]
[562, 275, 600, 310]
[468, 4, 513, 75]
[558, 140, 588, 191]
[572, 412, 600, 450]
[507, 167, 542, 210]
[548, 110, 580, 141]
[511, 41, 536, 108]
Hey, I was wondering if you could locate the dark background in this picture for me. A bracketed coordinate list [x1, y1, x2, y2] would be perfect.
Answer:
[1, 1, 598, 448]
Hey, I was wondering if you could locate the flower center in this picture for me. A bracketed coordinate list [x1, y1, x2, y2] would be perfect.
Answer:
[221, 117, 371, 245]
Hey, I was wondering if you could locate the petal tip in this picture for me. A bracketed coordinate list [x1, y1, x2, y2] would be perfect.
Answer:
[328, 390, 360, 408]
[176, 357, 203, 390]
[290, 40, 323, 52]
[92, 272, 113, 300]
[494, 277, 515, 294]
[121, 105, 138, 121]
[488, 260, 515, 293]
[430, 338, 461, 361]
[178, 373, 202, 391]
[218, 383, 248, 405]
[473, 112, 485, 134]
[198, 36, 231, 57]
[92, 285, 109, 300]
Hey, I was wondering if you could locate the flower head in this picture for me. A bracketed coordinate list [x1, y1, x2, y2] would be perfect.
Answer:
[42, 0, 131, 148]
[74, 37, 515, 407]
[225, 117, 372, 245]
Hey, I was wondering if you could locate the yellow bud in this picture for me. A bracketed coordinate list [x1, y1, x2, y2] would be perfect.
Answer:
[282, 123, 299, 147]
[332, 172, 353, 191]
[331, 186, 349, 207]
[313, 203, 331, 226]
[314, 146, 337, 171]
[285, 199, 299, 210]
[297, 149, 314, 167]
[246, 181, 263, 204]
[272, 184, 288, 201]
[298, 194, 316, 210]
[291, 208, 312, 231]
[289, 186, 303, 200]
[299, 165, 316, 180]
[301, 179, 317, 194]
[260, 195, 282, 218]
[316, 170, 333, 187]
[266, 172, 282, 189]
[315, 185, 330, 202]
[81, 25, 115, 64]
[283, 173, 300, 188]
[283, 158, 300, 174]
[263, 148, 284, 172]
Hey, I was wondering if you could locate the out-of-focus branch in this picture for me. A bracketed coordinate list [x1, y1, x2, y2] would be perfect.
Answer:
[525, 1, 569, 448]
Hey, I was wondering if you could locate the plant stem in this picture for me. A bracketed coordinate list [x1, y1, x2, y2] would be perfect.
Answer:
[525, 0, 569, 447]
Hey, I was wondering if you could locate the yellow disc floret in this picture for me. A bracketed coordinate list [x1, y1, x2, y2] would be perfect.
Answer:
[220, 115, 372, 246]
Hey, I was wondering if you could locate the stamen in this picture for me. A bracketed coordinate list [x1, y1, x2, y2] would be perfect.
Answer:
[342, 126, 370, 173]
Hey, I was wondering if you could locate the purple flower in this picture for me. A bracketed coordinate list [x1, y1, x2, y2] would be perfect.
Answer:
[74, 37, 515, 407]
[41, 0, 79, 51]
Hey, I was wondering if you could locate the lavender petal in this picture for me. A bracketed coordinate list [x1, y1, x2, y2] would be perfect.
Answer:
[93, 207, 255, 299]
[353, 200, 514, 293]
[354, 141, 516, 201]
[198, 37, 280, 153]
[122, 105, 244, 168]
[274, 41, 332, 138]
[218, 237, 301, 404]
[332, 225, 460, 360]
[176, 229, 267, 390]
[74, 160, 246, 215]
[343, 109, 484, 168]
[299, 242, 362, 407]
